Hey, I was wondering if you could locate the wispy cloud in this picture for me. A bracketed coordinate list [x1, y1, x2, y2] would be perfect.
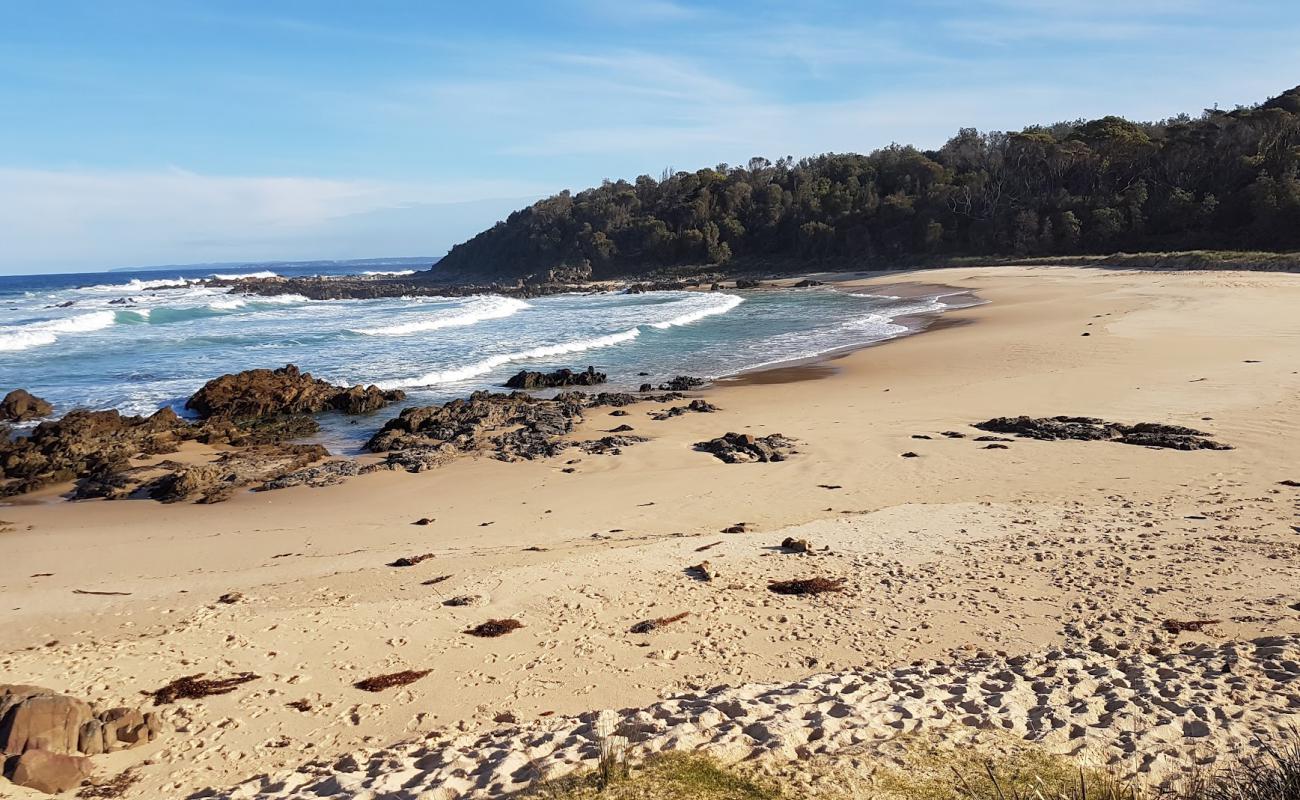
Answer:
[0, 168, 546, 271]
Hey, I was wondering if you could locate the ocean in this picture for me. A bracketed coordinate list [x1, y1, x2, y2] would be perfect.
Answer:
[0, 264, 975, 452]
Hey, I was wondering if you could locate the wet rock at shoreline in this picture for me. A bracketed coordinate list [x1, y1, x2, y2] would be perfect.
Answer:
[186, 364, 404, 421]
[504, 366, 607, 390]
[974, 416, 1232, 450]
[657, 376, 707, 392]
[1, 389, 53, 423]
[694, 432, 796, 463]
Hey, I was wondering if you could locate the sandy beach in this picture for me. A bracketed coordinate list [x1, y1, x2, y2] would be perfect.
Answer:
[2, 265, 1299, 798]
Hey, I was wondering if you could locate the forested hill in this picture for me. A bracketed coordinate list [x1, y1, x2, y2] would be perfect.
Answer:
[434, 86, 1300, 282]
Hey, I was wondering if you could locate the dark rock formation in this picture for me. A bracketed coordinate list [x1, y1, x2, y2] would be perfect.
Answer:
[367, 391, 656, 467]
[694, 432, 796, 463]
[0, 408, 187, 498]
[794, 279, 824, 288]
[1, 389, 53, 422]
[149, 444, 329, 504]
[185, 364, 404, 421]
[503, 366, 606, 390]
[657, 376, 707, 392]
[575, 434, 648, 455]
[734, 279, 764, 289]
[1, 684, 160, 794]
[652, 399, 718, 420]
[973, 416, 1232, 450]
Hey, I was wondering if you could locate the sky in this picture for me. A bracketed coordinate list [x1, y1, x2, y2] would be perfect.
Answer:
[1, 1, 1298, 274]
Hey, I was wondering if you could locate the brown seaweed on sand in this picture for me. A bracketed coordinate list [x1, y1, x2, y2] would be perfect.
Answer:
[389, 553, 434, 567]
[768, 577, 847, 596]
[694, 541, 724, 552]
[146, 672, 259, 705]
[353, 669, 432, 692]
[466, 619, 524, 637]
[1163, 618, 1220, 634]
[629, 612, 689, 634]
[422, 574, 453, 585]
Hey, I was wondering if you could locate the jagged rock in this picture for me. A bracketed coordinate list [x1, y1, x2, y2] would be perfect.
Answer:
[576, 435, 649, 455]
[694, 432, 795, 463]
[504, 367, 606, 390]
[379, 445, 458, 473]
[185, 364, 404, 421]
[658, 376, 706, 392]
[973, 416, 1232, 450]
[0, 408, 187, 497]
[368, 391, 646, 465]
[259, 459, 377, 490]
[1, 390, 53, 422]
[5, 749, 93, 794]
[149, 444, 328, 504]
[652, 399, 718, 420]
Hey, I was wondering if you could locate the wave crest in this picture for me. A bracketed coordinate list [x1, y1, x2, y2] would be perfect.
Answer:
[352, 296, 530, 336]
[376, 328, 640, 389]
[0, 310, 117, 351]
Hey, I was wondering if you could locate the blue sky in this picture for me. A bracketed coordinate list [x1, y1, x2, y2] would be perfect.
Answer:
[2, 0, 1298, 274]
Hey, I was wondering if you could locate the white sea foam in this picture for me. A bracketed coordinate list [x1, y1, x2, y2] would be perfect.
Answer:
[211, 270, 278, 280]
[649, 293, 743, 329]
[0, 310, 117, 351]
[208, 297, 247, 311]
[86, 277, 192, 292]
[377, 328, 641, 389]
[352, 296, 530, 336]
[361, 269, 417, 276]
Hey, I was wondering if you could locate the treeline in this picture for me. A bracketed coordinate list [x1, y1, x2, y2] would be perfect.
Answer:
[436, 86, 1300, 281]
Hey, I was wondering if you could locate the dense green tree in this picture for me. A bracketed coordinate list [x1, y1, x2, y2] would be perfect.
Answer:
[436, 86, 1300, 281]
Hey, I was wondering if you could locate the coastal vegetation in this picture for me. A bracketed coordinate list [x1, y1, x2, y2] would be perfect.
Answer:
[436, 86, 1300, 281]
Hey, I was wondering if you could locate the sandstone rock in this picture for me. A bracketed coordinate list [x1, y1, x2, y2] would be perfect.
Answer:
[5, 748, 93, 794]
[1, 687, 92, 755]
[1, 390, 53, 422]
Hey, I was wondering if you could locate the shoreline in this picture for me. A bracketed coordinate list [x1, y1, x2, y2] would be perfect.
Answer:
[2, 265, 1298, 798]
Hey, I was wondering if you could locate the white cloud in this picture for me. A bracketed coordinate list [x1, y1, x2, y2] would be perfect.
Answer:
[0, 167, 545, 272]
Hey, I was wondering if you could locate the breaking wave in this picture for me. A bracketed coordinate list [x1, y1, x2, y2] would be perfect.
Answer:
[352, 296, 530, 336]
[0, 310, 117, 351]
[376, 328, 641, 389]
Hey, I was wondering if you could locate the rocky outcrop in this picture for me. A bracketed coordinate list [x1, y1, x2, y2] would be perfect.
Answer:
[503, 367, 607, 390]
[367, 391, 654, 466]
[0, 408, 188, 498]
[185, 365, 405, 421]
[149, 444, 329, 504]
[0, 685, 160, 794]
[651, 399, 718, 420]
[973, 416, 1232, 450]
[656, 376, 707, 392]
[694, 432, 796, 463]
[1, 389, 53, 422]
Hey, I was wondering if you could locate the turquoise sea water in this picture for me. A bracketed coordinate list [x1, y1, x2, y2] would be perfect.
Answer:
[0, 266, 974, 451]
